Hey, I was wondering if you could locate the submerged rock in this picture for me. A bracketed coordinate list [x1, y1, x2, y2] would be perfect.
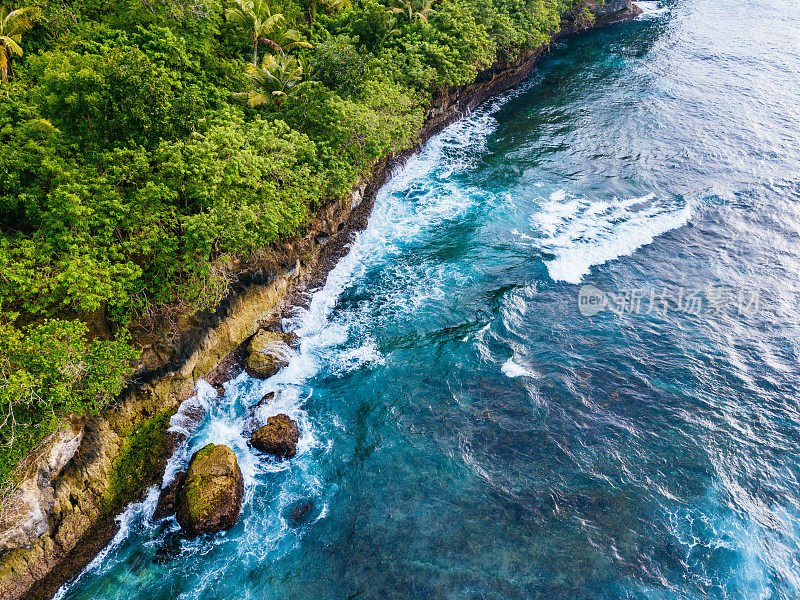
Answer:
[250, 414, 300, 459]
[153, 530, 187, 564]
[245, 330, 294, 379]
[256, 391, 275, 409]
[175, 444, 244, 536]
[287, 499, 315, 526]
[152, 471, 186, 521]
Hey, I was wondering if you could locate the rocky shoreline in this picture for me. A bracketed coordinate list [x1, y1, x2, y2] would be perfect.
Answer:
[0, 3, 641, 598]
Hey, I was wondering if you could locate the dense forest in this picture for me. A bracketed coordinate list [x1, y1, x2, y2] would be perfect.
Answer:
[0, 0, 584, 484]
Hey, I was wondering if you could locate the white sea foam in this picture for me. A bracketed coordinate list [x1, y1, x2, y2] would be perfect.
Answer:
[527, 191, 692, 284]
[286, 95, 509, 347]
[501, 357, 538, 379]
[658, 484, 800, 598]
[634, 1, 669, 19]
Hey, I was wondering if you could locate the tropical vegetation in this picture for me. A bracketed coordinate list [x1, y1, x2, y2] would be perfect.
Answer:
[0, 0, 586, 486]
[0, 6, 38, 81]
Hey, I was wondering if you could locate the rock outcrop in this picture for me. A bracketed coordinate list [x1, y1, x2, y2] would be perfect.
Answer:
[0, 159, 323, 599]
[588, 0, 634, 19]
[0, 425, 84, 555]
[175, 445, 244, 537]
[244, 330, 295, 379]
[250, 414, 300, 459]
[564, 0, 641, 31]
[152, 471, 186, 521]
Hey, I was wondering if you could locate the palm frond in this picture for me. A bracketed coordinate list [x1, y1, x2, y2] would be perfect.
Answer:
[225, 7, 250, 26]
[1, 35, 23, 56]
[248, 90, 270, 107]
[263, 13, 285, 29]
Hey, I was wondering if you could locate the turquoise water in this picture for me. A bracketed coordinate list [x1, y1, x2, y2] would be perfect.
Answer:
[58, 1, 800, 598]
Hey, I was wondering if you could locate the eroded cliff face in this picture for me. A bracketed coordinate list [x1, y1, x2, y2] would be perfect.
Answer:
[0, 3, 641, 598]
[0, 182, 366, 600]
[0, 426, 83, 554]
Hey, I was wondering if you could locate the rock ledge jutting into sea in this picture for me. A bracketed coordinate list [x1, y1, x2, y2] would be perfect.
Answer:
[245, 330, 296, 379]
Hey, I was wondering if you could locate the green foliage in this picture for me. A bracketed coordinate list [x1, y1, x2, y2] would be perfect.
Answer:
[225, 0, 310, 64]
[302, 0, 351, 24]
[313, 34, 367, 96]
[154, 112, 323, 264]
[567, 0, 596, 30]
[280, 79, 422, 195]
[0, 317, 136, 483]
[28, 46, 202, 149]
[0, 0, 587, 483]
[340, 0, 399, 53]
[387, 0, 434, 23]
[367, 0, 499, 95]
[245, 53, 309, 106]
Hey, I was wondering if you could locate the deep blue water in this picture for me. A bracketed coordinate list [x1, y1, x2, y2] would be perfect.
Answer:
[58, 1, 800, 598]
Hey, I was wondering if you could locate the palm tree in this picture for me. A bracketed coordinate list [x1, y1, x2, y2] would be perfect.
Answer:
[0, 6, 39, 83]
[387, 0, 434, 23]
[226, 0, 287, 65]
[244, 53, 306, 107]
[263, 26, 312, 58]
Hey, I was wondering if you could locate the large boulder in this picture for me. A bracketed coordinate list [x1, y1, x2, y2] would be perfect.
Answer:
[175, 444, 244, 536]
[245, 330, 295, 379]
[251, 414, 300, 459]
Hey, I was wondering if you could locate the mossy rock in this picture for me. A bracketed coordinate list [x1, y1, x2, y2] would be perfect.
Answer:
[245, 330, 294, 379]
[251, 414, 299, 459]
[175, 444, 244, 536]
[103, 411, 174, 515]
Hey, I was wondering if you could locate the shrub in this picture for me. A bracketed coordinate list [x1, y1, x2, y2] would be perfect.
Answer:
[0, 317, 136, 483]
[313, 34, 368, 97]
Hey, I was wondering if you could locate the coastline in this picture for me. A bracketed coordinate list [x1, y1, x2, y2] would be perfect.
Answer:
[0, 4, 642, 599]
